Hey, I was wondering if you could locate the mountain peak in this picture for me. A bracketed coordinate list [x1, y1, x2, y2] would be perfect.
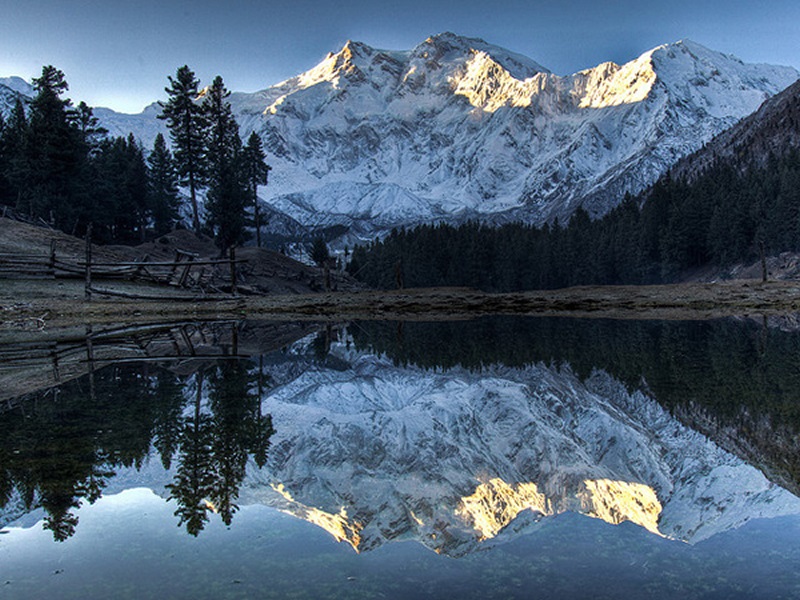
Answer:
[412, 32, 549, 80]
[0, 76, 33, 97]
[338, 39, 374, 59]
[425, 31, 489, 50]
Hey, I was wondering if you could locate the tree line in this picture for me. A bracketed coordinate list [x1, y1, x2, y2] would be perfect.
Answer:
[348, 150, 800, 290]
[0, 65, 270, 250]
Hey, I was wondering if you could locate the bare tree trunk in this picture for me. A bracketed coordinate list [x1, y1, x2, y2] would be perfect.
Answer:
[230, 246, 238, 295]
[254, 196, 261, 248]
[189, 174, 200, 233]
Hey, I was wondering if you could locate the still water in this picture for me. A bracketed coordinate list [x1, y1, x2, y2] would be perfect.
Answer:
[1, 317, 800, 599]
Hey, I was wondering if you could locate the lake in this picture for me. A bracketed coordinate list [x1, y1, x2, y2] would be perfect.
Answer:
[2, 316, 800, 599]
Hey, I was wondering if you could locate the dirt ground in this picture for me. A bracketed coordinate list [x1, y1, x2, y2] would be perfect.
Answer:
[3, 277, 800, 336]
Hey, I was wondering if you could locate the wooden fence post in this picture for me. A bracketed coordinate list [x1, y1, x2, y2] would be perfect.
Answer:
[85, 223, 93, 301]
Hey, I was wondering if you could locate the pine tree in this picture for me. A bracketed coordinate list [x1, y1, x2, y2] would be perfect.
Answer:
[159, 66, 208, 232]
[25, 66, 84, 229]
[73, 101, 107, 155]
[203, 76, 249, 253]
[311, 236, 330, 266]
[4, 98, 29, 211]
[0, 111, 9, 207]
[147, 133, 181, 235]
[125, 134, 150, 242]
[242, 131, 271, 247]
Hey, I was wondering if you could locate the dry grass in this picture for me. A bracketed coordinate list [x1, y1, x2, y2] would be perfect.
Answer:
[3, 278, 800, 336]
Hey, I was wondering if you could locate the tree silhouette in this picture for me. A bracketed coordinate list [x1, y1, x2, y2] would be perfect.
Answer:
[242, 131, 271, 247]
[159, 65, 208, 232]
[203, 76, 249, 254]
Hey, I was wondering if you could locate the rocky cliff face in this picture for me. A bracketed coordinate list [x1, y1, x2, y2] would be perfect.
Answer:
[670, 78, 800, 182]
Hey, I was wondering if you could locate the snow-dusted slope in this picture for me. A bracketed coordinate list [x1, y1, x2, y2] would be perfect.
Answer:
[93, 103, 168, 144]
[0, 77, 31, 114]
[238, 347, 800, 555]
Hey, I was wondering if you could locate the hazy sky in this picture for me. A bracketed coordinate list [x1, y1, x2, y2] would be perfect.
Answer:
[2, 0, 799, 113]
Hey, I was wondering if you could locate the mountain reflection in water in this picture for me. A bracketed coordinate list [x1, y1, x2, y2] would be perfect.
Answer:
[2, 317, 800, 598]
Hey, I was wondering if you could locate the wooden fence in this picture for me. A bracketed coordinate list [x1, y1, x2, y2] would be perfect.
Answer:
[0, 320, 245, 409]
[0, 227, 245, 300]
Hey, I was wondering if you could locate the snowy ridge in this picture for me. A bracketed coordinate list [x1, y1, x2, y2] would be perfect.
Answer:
[0, 77, 30, 115]
[235, 35, 797, 239]
[0, 76, 33, 97]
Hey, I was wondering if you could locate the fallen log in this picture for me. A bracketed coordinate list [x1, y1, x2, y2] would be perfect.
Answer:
[89, 285, 232, 302]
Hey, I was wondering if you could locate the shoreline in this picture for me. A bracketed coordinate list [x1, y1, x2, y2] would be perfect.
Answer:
[3, 279, 800, 331]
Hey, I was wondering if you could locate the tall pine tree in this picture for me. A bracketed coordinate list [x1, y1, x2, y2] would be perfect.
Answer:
[25, 66, 84, 229]
[147, 133, 181, 235]
[242, 131, 270, 247]
[158, 66, 207, 232]
[203, 76, 248, 254]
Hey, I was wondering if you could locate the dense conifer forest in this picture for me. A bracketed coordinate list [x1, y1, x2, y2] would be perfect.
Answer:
[348, 151, 800, 290]
[0, 65, 268, 249]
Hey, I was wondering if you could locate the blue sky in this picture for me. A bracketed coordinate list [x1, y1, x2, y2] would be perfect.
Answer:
[1, 0, 799, 113]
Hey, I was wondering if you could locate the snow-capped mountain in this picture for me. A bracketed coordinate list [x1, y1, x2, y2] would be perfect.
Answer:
[229, 33, 797, 240]
[670, 77, 800, 182]
[3, 33, 797, 241]
[0, 76, 31, 114]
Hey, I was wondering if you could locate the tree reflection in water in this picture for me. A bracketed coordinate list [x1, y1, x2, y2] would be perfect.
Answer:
[168, 360, 274, 535]
[0, 358, 275, 540]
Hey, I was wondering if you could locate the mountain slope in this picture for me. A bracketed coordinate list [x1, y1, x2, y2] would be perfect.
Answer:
[0, 77, 31, 114]
[671, 77, 800, 181]
[233, 35, 796, 240]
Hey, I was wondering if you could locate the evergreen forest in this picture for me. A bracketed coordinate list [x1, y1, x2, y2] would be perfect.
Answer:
[0, 360, 274, 541]
[348, 152, 800, 290]
[0, 65, 269, 250]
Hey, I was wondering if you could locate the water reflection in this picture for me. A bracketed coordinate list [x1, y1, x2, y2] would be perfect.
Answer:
[351, 317, 800, 496]
[256, 344, 800, 555]
[0, 360, 275, 540]
[1, 316, 800, 563]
